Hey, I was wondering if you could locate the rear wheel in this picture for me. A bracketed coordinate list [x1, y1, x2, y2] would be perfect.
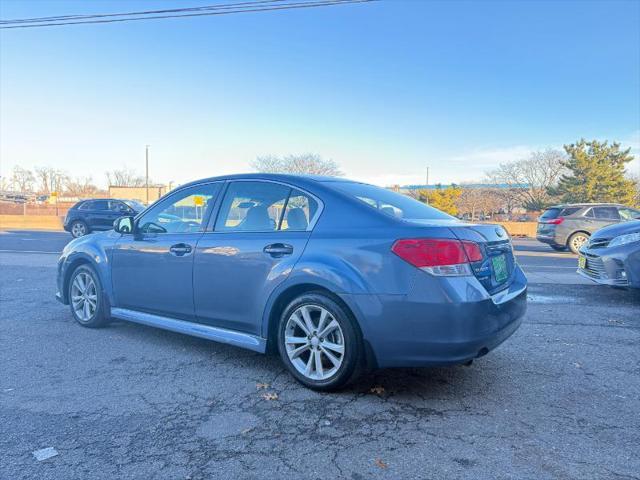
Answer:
[278, 293, 362, 391]
[567, 232, 589, 254]
[70, 220, 89, 238]
[68, 265, 109, 328]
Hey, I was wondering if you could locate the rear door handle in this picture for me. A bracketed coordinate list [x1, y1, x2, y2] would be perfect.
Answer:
[263, 243, 293, 257]
[169, 243, 193, 256]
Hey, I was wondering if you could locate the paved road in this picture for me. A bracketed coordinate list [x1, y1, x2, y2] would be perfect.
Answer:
[0, 230, 71, 254]
[1, 231, 639, 479]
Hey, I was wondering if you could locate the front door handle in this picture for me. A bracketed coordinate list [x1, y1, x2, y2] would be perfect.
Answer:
[169, 243, 193, 256]
[263, 243, 293, 257]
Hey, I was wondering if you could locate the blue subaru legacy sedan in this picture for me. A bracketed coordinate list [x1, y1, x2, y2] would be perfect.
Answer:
[56, 174, 527, 390]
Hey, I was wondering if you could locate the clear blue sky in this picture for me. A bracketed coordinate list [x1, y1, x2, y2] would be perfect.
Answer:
[1, 0, 639, 188]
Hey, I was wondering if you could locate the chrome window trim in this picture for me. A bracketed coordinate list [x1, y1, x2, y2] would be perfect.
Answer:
[204, 178, 324, 234]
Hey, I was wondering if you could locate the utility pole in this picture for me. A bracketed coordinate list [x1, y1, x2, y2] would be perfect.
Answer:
[145, 145, 150, 205]
[425, 166, 430, 204]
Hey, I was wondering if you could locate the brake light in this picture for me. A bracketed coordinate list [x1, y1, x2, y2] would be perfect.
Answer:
[391, 238, 484, 276]
[543, 217, 564, 225]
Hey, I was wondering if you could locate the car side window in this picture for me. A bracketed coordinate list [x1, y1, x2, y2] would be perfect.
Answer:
[90, 200, 109, 210]
[584, 208, 594, 218]
[593, 207, 620, 220]
[109, 201, 129, 213]
[619, 208, 640, 220]
[78, 201, 93, 210]
[560, 207, 580, 217]
[281, 189, 318, 231]
[215, 181, 291, 232]
[138, 184, 218, 234]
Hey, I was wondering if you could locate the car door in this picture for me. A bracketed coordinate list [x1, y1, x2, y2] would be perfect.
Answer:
[193, 181, 320, 336]
[83, 200, 110, 230]
[111, 183, 221, 319]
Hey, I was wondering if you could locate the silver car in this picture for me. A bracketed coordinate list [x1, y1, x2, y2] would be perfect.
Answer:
[537, 203, 640, 254]
[577, 219, 640, 288]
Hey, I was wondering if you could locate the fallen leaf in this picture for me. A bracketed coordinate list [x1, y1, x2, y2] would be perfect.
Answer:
[241, 427, 254, 434]
[574, 362, 582, 368]
[370, 386, 385, 395]
[375, 458, 388, 469]
[256, 383, 270, 390]
[262, 392, 278, 401]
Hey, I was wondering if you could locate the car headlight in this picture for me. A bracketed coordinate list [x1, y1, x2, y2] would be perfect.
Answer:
[608, 232, 640, 247]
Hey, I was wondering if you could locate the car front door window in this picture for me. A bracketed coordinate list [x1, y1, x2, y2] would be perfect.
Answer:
[138, 187, 216, 234]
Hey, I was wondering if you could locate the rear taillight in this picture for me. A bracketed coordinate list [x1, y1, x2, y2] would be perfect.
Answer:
[542, 217, 564, 225]
[391, 238, 484, 276]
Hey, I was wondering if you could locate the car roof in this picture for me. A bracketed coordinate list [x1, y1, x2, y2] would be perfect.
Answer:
[546, 203, 625, 209]
[176, 173, 356, 190]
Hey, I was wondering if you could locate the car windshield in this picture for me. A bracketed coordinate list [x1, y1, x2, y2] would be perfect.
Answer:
[123, 200, 145, 211]
[331, 182, 454, 220]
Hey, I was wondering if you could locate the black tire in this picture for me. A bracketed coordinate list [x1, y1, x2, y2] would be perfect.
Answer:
[567, 232, 589, 254]
[68, 264, 109, 328]
[277, 292, 363, 391]
[550, 245, 567, 252]
[70, 220, 89, 238]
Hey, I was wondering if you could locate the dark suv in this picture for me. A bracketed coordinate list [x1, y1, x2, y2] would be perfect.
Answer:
[537, 203, 640, 254]
[64, 199, 145, 238]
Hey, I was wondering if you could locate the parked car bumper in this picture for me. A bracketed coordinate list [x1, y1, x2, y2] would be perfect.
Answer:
[341, 266, 527, 368]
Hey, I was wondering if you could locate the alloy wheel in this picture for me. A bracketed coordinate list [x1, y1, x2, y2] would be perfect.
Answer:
[71, 272, 98, 322]
[284, 304, 345, 381]
[72, 222, 87, 237]
[571, 234, 588, 252]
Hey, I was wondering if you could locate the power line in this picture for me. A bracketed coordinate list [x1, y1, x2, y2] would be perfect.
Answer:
[0, 0, 285, 24]
[0, 0, 375, 29]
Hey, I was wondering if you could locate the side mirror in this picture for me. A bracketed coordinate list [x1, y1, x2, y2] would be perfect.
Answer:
[114, 216, 135, 234]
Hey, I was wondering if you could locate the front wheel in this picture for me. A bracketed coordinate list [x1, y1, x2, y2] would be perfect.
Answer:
[68, 265, 109, 328]
[568, 232, 589, 254]
[278, 293, 362, 391]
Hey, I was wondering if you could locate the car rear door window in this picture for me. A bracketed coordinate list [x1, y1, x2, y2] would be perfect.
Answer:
[215, 181, 291, 232]
[593, 207, 620, 220]
[90, 200, 108, 211]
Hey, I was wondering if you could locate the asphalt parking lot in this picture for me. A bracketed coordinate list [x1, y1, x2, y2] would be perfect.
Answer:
[1, 230, 639, 479]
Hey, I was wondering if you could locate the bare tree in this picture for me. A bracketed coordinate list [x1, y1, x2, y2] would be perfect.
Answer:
[105, 168, 146, 187]
[34, 166, 68, 194]
[64, 176, 100, 197]
[251, 154, 343, 176]
[10, 166, 35, 192]
[455, 187, 486, 220]
[487, 149, 567, 210]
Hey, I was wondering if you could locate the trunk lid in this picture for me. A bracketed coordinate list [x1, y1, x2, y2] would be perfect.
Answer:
[446, 223, 516, 294]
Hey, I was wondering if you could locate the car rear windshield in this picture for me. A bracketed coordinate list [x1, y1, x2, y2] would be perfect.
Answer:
[540, 207, 580, 220]
[330, 182, 454, 220]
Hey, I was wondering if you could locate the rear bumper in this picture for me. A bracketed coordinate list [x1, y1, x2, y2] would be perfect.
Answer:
[341, 267, 527, 368]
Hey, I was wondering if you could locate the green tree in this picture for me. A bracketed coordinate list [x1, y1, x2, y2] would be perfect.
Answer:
[551, 139, 636, 205]
[415, 185, 462, 216]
